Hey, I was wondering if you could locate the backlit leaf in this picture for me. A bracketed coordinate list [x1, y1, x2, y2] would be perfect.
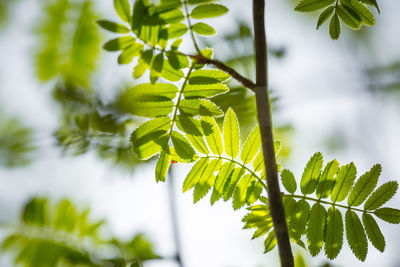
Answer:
[295, 0, 335, 12]
[223, 108, 240, 158]
[330, 162, 357, 203]
[348, 164, 381, 207]
[97, 19, 130, 33]
[190, 4, 229, 19]
[362, 213, 385, 252]
[364, 181, 398, 210]
[300, 152, 323, 195]
[345, 210, 368, 261]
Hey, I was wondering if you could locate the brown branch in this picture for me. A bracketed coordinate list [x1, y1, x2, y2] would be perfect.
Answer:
[252, 0, 294, 267]
[190, 54, 257, 92]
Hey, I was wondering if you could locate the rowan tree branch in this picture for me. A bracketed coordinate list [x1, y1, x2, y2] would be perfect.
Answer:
[252, 0, 294, 266]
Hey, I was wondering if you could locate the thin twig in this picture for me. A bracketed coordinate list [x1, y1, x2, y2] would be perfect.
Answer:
[190, 54, 257, 91]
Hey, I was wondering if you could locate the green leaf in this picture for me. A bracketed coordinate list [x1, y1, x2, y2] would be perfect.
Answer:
[190, 4, 229, 19]
[359, 0, 380, 13]
[337, 4, 362, 30]
[188, 0, 217, 4]
[118, 43, 144, 64]
[291, 200, 310, 240]
[179, 99, 223, 117]
[183, 158, 209, 192]
[264, 231, 277, 253]
[120, 100, 174, 117]
[329, 14, 341, 40]
[167, 50, 189, 69]
[156, 150, 171, 182]
[213, 162, 235, 195]
[114, 0, 131, 22]
[345, 210, 368, 261]
[294, 0, 335, 12]
[176, 116, 209, 155]
[161, 59, 184, 81]
[202, 117, 223, 155]
[300, 152, 323, 195]
[221, 167, 244, 201]
[364, 181, 398, 210]
[348, 164, 381, 207]
[317, 6, 335, 29]
[307, 203, 326, 256]
[171, 131, 196, 160]
[192, 159, 221, 202]
[211, 162, 235, 204]
[166, 23, 188, 39]
[103, 36, 136, 51]
[253, 150, 264, 172]
[362, 213, 385, 252]
[374, 208, 400, 224]
[240, 126, 261, 164]
[281, 169, 297, 194]
[316, 159, 339, 199]
[170, 147, 198, 163]
[189, 69, 230, 84]
[192, 22, 216, 36]
[348, 0, 375, 26]
[150, 53, 164, 83]
[223, 108, 240, 158]
[130, 117, 171, 159]
[324, 206, 343, 260]
[121, 83, 179, 102]
[233, 174, 254, 210]
[184, 83, 229, 98]
[97, 19, 130, 33]
[330, 162, 357, 203]
[170, 38, 183, 49]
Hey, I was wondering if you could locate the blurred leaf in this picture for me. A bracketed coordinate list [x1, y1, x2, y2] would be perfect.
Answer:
[0, 112, 36, 168]
[35, 0, 100, 87]
[2, 197, 158, 267]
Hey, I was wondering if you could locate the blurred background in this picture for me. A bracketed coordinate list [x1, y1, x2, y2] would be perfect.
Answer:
[1, 0, 400, 266]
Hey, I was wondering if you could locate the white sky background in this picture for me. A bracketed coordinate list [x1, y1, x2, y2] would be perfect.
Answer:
[1, 0, 400, 267]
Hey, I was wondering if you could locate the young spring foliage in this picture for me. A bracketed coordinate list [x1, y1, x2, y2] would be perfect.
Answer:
[244, 154, 400, 261]
[99, 0, 399, 264]
[2, 197, 158, 267]
[294, 0, 380, 39]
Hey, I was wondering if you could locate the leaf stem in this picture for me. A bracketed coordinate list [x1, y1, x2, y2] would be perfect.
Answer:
[167, 64, 195, 138]
[252, 0, 293, 266]
[183, 0, 201, 54]
[284, 194, 372, 214]
[203, 155, 268, 191]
